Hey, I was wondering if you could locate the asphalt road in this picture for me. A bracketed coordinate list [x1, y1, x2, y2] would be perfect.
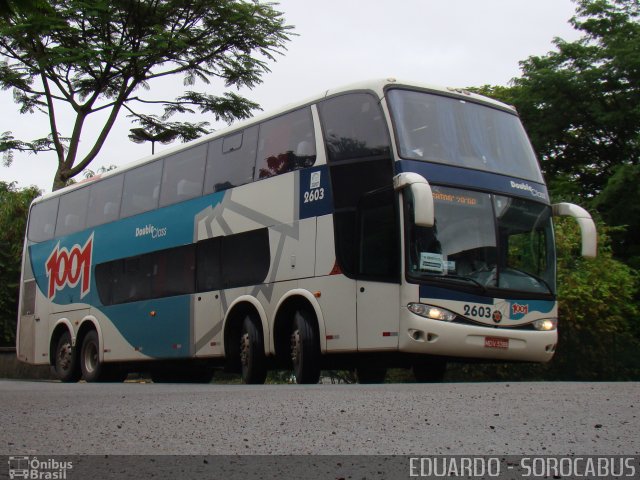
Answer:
[0, 380, 638, 456]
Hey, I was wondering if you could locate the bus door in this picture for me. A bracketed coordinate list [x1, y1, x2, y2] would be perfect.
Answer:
[356, 189, 401, 350]
[356, 280, 400, 350]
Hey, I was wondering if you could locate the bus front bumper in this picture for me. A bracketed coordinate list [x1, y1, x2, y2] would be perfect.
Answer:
[400, 309, 557, 363]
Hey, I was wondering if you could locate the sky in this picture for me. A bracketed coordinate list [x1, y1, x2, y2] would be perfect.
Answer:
[0, 0, 582, 193]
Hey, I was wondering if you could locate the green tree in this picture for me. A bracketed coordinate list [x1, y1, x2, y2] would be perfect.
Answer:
[0, 0, 292, 190]
[473, 0, 639, 199]
[0, 181, 40, 346]
[592, 163, 640, 268]
[551, 218, 639, 379]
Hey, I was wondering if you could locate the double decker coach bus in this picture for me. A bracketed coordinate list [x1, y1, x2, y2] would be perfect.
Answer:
[16, 79, 597, 384]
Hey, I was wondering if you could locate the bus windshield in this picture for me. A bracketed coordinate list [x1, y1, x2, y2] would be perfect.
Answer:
[405, 186, 556, 296]
[387, 89, 544, 183]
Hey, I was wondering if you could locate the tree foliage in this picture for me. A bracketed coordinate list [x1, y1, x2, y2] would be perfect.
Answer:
[592, 163, 640, 268]
[552, 218, 639, 379]
[0, 181, 40, 346]
[473, 0, 639, 198]
[0, 0, 292, 190]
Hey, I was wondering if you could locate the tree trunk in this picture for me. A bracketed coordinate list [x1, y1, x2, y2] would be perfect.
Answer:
[52, 167, 69, 191]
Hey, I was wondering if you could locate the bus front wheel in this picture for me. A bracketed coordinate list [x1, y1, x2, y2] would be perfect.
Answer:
[290, 310, 320, 384]
[53, 330, 80, 382]
[240, 315, 267, 384]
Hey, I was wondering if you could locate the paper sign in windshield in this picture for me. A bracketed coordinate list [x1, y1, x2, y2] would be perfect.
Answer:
[420, 252, 444, 273]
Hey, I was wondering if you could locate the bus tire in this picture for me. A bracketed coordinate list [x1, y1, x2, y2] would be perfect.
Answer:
[240, 315, 267, 385]
[53, 330, 81, 382]
[79, 330, 119, 382]
[291, 310, 320, 384]
[412, 356, 447, 383]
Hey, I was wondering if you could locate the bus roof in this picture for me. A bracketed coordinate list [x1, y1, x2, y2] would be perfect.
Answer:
[32, 78, 515, 204]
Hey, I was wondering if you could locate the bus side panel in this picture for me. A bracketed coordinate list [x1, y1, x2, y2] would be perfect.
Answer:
[299, 275, 357, 353]
[99, 296, 192, 359]
[17, 285, 57, 365]
[265, 218, 316, 283]
[193, 291, 223, 358]
[17, 312, 36, 364]
[314, 214, 336, 276]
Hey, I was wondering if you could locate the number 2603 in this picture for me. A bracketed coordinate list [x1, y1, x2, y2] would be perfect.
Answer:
[304, 188, 325, 203]
[463, 304, 492, 318]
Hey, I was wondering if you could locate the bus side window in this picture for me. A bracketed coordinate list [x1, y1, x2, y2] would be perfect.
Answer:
[318, 92, 393, 277]
[27, 197, 59, 243]
[87, 175, 124, 228]
[255, 107, 316, 180]
[196, 237, 222, 292]
[358, 189, 399, 281]
[121, 160, 163, 218]
[318, 93, 390, 163]
[55, 187, 90, 237]
[204, 126, 258, 194]
[159, 144, 207, 207]
[221, 229, 271, 288]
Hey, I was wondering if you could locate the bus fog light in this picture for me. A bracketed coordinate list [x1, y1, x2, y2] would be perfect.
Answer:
[408, 303, 456, 322]
[408, 329, 424, 341]
[533, 318, 557, 331]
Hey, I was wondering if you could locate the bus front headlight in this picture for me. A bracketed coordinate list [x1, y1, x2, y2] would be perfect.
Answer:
[408, 303, 456, 322]
[532, 318, 557, 331]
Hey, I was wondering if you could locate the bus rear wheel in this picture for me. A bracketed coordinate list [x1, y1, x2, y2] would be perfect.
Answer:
[79, 330, 126, 382]
[240, 315, 267, 384]
[53, 330, 80, 382]
[290, 310, 320, 384]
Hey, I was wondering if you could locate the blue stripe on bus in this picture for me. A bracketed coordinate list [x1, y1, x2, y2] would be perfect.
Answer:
[29, 192, 226, 305]
[420, 285, 494, 304]
[396, 159, 549, 203]
[419, 284, 555, 320]
[27, 192, 226, 358]
[101, 296, 190, 358]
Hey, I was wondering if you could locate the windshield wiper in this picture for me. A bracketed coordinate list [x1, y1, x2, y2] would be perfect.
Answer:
[506, 267, 554, 295]
[424, 274, 488, 294]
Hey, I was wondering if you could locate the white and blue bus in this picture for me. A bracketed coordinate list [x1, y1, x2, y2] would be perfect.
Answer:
[16, 79, 597, 384]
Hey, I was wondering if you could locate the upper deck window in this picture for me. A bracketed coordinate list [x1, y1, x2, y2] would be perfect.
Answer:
[319, 93, 390, 163]
[55, 186, 90, 237]
[204, 126, 258, 193]
[160, 144, 207, 207]
[28, 197, 59, 243]
[255, 107, 316, 180]
[86, 174, 124, 228]
[387, 89, 543, 183]
[121, 160, 163, 218]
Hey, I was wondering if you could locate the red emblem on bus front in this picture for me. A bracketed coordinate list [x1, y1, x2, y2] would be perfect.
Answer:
[511, 303, 529, 315]
[45, 234, 93, 300]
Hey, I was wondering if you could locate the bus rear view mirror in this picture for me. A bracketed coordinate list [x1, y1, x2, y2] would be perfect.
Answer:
[411, 183, 435, 228]
[552, 202, 597, 258]
[393, 172, 434, 228]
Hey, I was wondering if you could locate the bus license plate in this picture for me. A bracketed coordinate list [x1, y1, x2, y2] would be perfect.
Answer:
[485, 336, 509, 349]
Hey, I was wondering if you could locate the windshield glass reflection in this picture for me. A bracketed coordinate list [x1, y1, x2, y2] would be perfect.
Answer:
[388, 89, 543, 183]
[406, 186, 556, 295]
